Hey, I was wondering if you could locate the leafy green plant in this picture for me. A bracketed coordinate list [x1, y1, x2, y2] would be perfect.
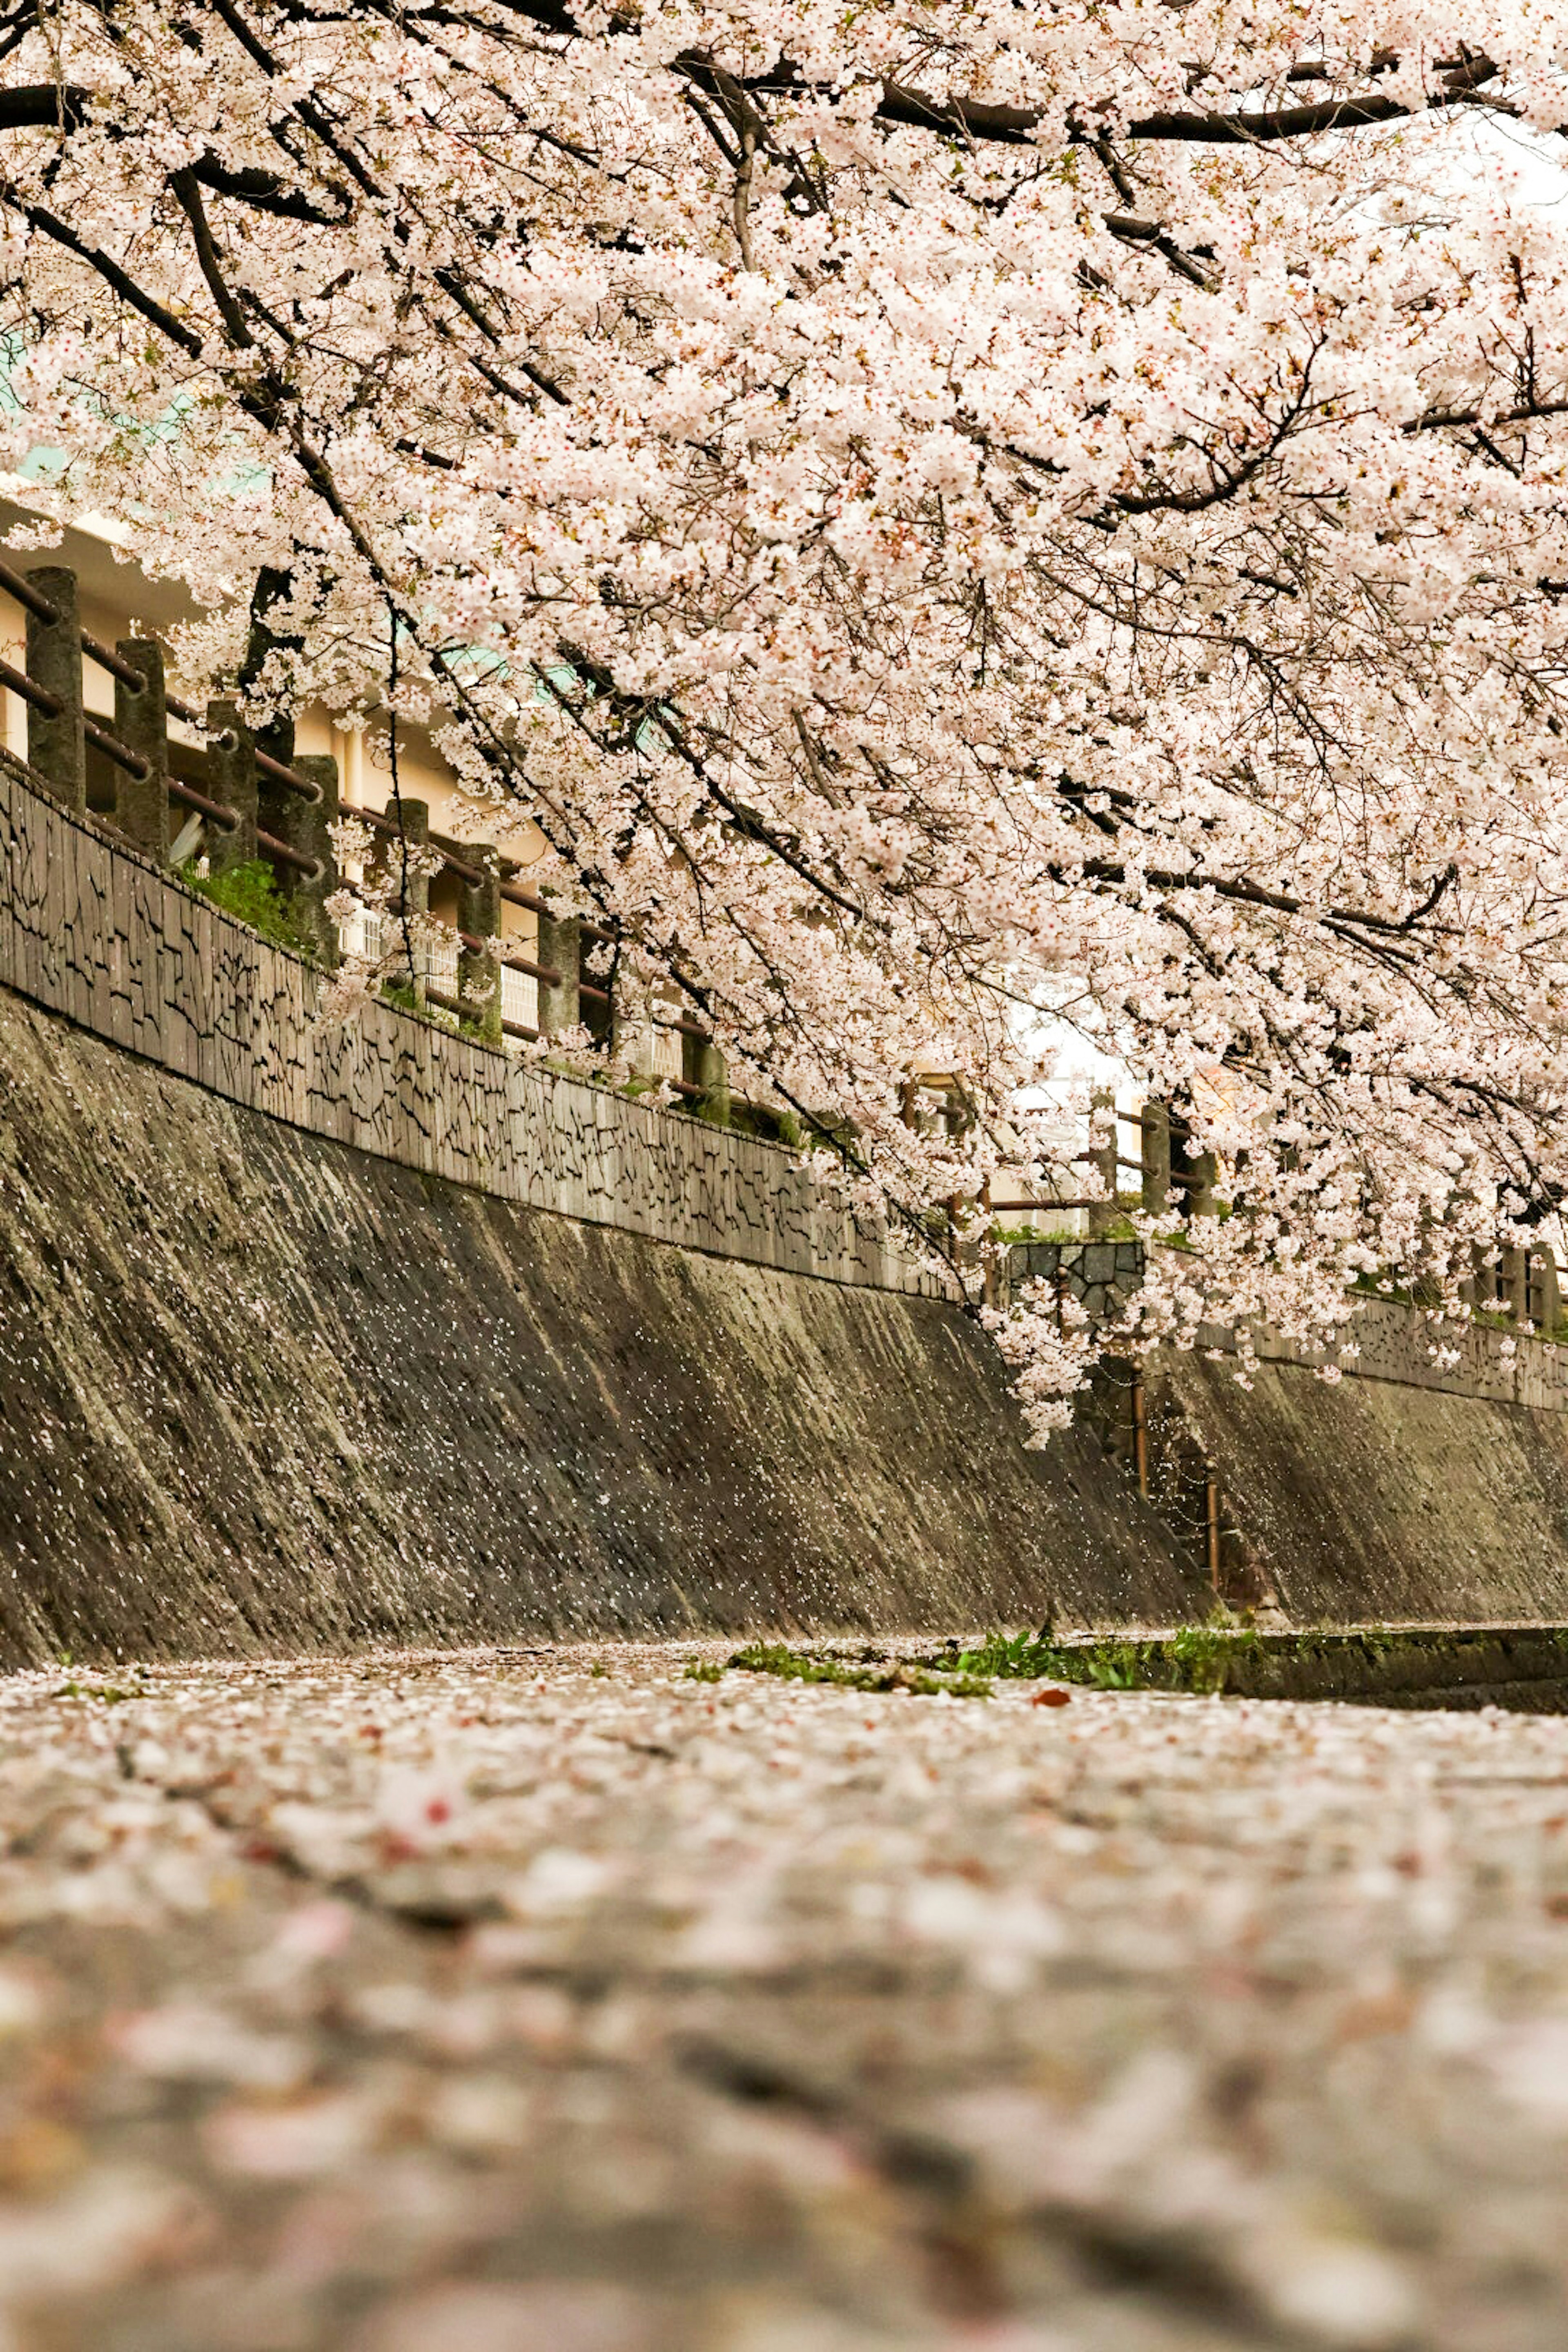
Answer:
[180, 857, 307, 954]
[378, 977, 492, 1042]
[928, 1615, 1260, 1697]
[1170, 1617, 1260, 1693]
[683, 1659, 724, 1682]
[943, 1628, 1057, 1678]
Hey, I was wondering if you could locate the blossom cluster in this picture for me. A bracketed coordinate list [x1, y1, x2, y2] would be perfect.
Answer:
[6, 2, 1568, 1410]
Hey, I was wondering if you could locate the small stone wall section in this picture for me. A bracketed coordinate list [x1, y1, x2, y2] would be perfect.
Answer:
[1008, 1239, 1144, 1326]
[0, 754, 942, 1296]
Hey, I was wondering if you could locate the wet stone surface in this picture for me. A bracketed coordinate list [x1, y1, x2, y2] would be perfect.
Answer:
[1, 1644, 1568, 2349]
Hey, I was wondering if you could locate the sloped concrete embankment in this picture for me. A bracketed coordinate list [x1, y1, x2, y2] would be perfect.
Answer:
[0, 988, 1198, 1667]
[1155, 1350, 1568, 1628]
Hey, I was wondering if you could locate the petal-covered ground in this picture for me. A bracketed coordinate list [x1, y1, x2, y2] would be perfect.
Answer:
[1, 1644, 1567, 2350]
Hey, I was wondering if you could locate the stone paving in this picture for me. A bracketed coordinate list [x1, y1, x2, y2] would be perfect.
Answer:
[2, 1642, 1568, 2350]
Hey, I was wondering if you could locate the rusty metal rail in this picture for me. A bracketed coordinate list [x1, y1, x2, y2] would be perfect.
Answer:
[165, 694, 321, 807]
[167, 777, 238, 834]
[0, 651, 148, 780]
[456, 927, 561, 988]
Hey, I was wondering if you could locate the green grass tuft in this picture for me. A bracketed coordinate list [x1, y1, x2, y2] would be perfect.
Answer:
[929, 1614, 1261, 1696]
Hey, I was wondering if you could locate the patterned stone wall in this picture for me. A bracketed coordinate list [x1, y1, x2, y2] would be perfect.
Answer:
[1200, 1301, 1568, 1414]
[1011, 1239, 1568, 1414]
[0, 753, 944, 1296]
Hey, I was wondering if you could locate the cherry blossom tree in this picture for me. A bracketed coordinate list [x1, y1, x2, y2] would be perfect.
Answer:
[7, 0, 1568, 1423]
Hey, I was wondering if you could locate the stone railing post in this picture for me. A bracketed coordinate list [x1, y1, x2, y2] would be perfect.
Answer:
[1087, 1086, 1118, 1236]
[1500, 1244, 1530, 1326]
[205, 698, 257, 872]
[611, 973, 654, 1078]
[389, 797, 428, 1003]
[1459, 1240, 1489, 1314]
[1182, 1140, 1217, 1219]
[536, 905, 581, 1037]
[1170, 1109, 1216, 1219]
[1530, 1247, 1561, 1333]
[1140, 1098, 1171, 1216]
[459, 844, 503, 1045]
[284, 752, 340, 966]
[683, 1025, 730, 1120]
[114, 638, 169, 861]
[24, 566, 86, 814]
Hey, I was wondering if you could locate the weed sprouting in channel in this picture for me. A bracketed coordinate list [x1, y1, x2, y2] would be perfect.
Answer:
[730, 1644, 991, 1699]
[929, 1613, 1262, 1697]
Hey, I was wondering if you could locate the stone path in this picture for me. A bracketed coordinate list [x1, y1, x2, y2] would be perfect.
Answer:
[2, 1643, 1568, 2350]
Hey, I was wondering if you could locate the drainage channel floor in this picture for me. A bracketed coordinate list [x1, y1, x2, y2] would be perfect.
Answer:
[2, 1642, 1568, 2350]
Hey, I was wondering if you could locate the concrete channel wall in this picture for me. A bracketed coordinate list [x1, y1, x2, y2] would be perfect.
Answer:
[0, 983, 1199, 1665]
[9, 754, 1568, 1662]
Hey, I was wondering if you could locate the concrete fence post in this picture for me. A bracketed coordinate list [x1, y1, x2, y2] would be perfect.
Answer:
[389, 798, 428, 1004]
[612, 973, 654, 1078]
[24, 566, 86, 815]
[1172, 1111, 1216, 1219]
[1088, 1086, 1118, 1236]
[1183, 1143, 1217, 1219]
[536, 906, 581, 1037]
[459, 844, 503, 1045]
[684, 1027, 730, 1120]
[284, 752, 340, 967]
[1460, 1241, 1489, 1314]
[205, 699, 257, 872]
[1501, 1245, 1530, 1326]
[1141, 1099, 1171, 1216]
[114, 639, 169, 861]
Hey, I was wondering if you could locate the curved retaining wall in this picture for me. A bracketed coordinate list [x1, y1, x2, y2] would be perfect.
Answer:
[0, 752, 938, 1295]
[9, 755, 1568, 1661]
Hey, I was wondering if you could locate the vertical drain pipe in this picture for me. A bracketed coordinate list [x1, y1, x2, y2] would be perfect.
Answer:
[1205, 1470, 1222, 1593]
[1131, 1373, 1149, 1499]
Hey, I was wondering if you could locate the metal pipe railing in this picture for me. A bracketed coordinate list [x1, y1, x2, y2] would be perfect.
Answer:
[455, 929, 562, 987]
[652, 1011, 712, 1044]
[0, 555, 59, 624]
[987, 1198, 1108, 1215]
[168, 777, 238, 833]
[0, 649, 58, 717]
[81, 628, 150, 693]
[0, 650, 155, 780]
[339, 797, 400, 838]
[82, 712, 149, 780]
[162, 686, 322, 809]
[0, 561, 326, 806]
[255, 826, 322, 879]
